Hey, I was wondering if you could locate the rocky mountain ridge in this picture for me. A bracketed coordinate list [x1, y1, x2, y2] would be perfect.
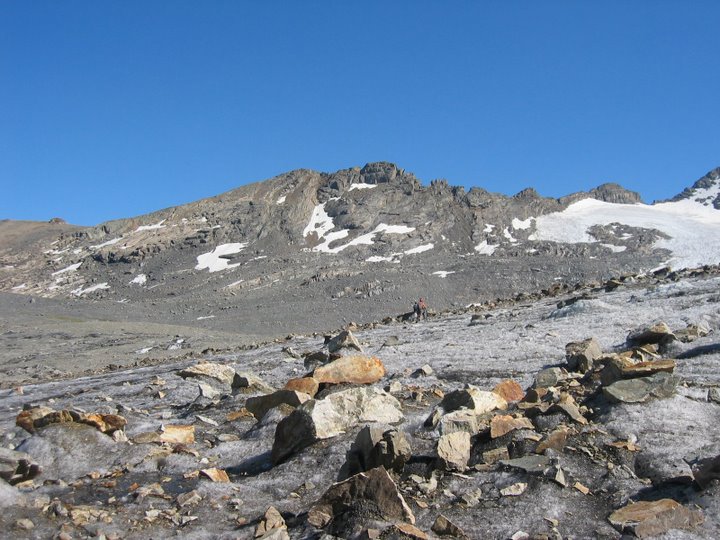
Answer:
[1, 163, 719, 342]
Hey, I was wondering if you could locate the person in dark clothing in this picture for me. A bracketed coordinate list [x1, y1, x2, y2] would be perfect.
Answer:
[413, 297, 428, 321]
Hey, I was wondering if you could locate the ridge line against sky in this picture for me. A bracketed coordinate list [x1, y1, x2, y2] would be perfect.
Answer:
[2, 1, 719, 226]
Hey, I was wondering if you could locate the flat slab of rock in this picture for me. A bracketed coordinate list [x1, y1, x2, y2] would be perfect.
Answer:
[608, 499, 703, 538]
[308, 467, 415, 528]
[313, 355, 386, 385]
[601, 357, 676, 385]
[432, 514, 468, 538]
[500, 455, 552, 475]
[490, 415, 534, 438]
[603, 372, 680, 403]
[437, 385, 508, 416]
[178, 362, 236, 386]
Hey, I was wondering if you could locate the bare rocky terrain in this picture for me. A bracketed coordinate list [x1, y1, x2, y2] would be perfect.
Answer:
[1, 163, 719, 538]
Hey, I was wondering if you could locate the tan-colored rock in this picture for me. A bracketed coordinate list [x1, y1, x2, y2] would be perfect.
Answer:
[200, 467, 230, 482]
[313, 355, 386, 384]
[159, 424, 195, 444]
[389, 523, 428, 539]
[245, 389, 312, 420]
[608, 499, 704, 538]
[437, 432, 470, 472]
[178, 361, 236, 386]
[492, 379, 525, 403]
[308, 467, 415, 528]
[601, 357, 676, 385]
[432, 514, 468, 538]
[284, 377, 319, 397]
[490, 415, 534, 439]
[626, 321, 676, 346]
[80, 413, 127, 434]
[500, 482, 527, 496]
[15, 406, 54, 433]
[439, 409, 480, 435]
[255, 506, 286, 537]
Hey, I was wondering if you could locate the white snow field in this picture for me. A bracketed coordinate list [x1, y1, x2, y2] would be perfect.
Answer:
[530, 197, 720, 269]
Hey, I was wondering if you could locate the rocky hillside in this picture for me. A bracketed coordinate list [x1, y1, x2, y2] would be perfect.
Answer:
[1, 163, 719, 341]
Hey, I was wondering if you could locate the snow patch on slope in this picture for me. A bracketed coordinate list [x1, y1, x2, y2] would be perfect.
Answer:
[195, 243, 249, 273]
[475, 241, 497, 255]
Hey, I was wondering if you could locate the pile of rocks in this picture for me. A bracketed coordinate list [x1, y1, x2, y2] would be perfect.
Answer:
[0, 319, 717, 539]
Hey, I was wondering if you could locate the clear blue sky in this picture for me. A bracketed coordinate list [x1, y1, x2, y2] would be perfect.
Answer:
[2, 1, 719, 226]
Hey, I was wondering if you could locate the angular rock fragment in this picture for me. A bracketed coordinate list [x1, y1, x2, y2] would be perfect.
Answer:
[431, 514, 468, 538]
[426, 385, 507, 427]
[313, 355, 386, 385]
[340, 425, 411, 479]
[200, 467, 229, 482]
[534, 367, 567, 388]
[490, 415, 534, 439]
[159, 424, 195, 444]
[565, 337, 602, 372]
[439, 409, 480, 436]
[0, 448, 41, 485]
[256, 506, 286, 537]
[482, 447, 510, 464]
[608, 499, 703, 538]
[500, 455, 551, 475]
[437, 432, 470, 471]
[535, 427, 570, 454]
[492, 379, 525, 403]
[307, 467, 415, 528]
[384, 523, 428, 539]
[327, 330, 363, 354]
[272, 387, 403, 464]
[500, 482, 527, 496]
[246, 389, 312, 420]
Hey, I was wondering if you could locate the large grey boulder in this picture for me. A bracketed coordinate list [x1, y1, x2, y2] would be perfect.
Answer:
[272, 387, 403, 464]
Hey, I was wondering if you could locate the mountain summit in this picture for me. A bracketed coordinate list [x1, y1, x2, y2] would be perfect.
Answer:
[1, 163, 719, 336]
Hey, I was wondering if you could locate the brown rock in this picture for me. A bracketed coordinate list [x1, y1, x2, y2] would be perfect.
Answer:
[490, 415, 534, 439]
[313, 355, 386, 385]
[431, 514, 468, 538]
[388, 523, 428, 539]
[307, 467, 415, 528]
[15, 406, 55, 433]
[492, 379, 525, 403]
[255, 506, 285, 537]
[80, 413, 127, 434]
[601, 357, 676, 385]
[535, 427, 570, 454]
[608, 499, 704, 538]
[284, 377, 319, 397]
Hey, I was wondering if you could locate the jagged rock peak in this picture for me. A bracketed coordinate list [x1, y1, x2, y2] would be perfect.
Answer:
[669, 167, 720, 209]
[589, 183, 642, 205]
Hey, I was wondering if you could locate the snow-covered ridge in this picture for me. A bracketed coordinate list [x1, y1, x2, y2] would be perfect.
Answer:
[530, 198, 720, 269]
